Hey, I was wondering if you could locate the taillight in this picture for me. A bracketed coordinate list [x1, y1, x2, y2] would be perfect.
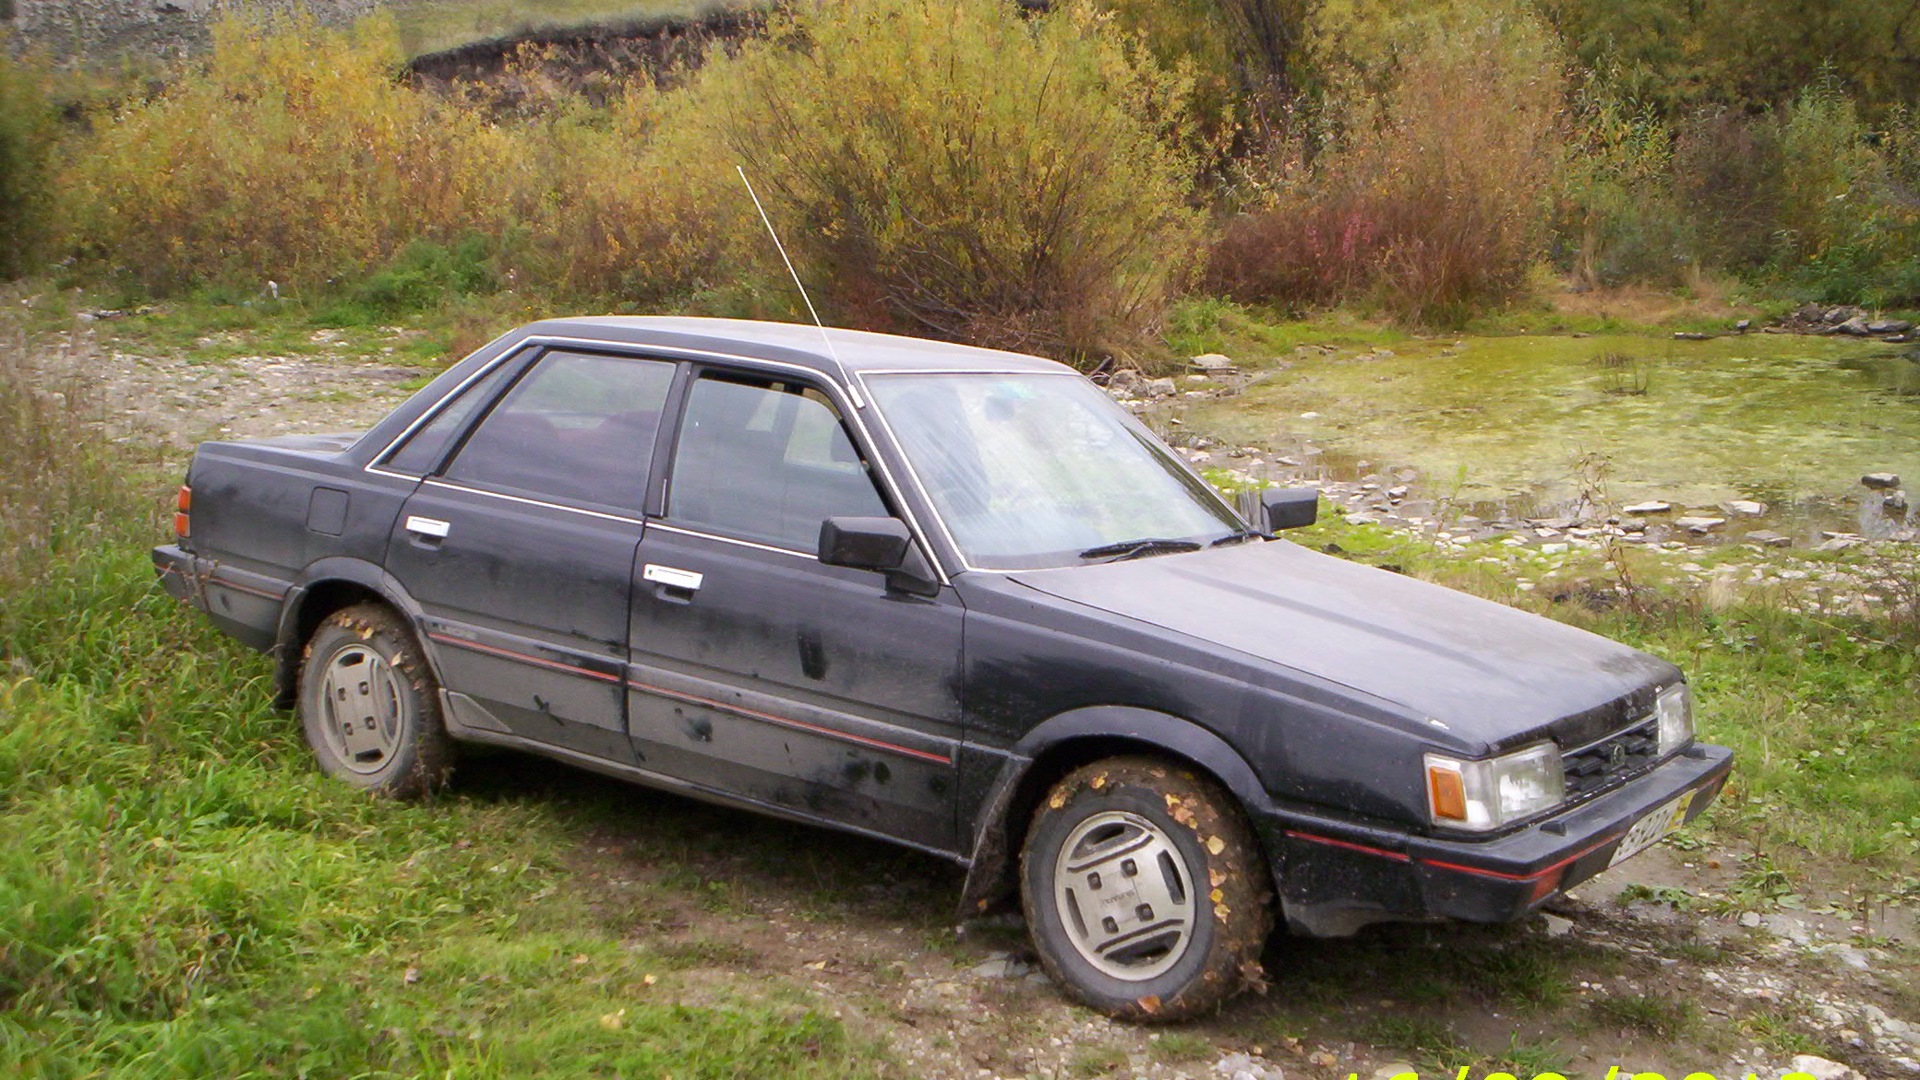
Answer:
[174, 485, 191, 539]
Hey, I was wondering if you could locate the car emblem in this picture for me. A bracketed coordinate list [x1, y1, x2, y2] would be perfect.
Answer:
[1606, 743, 1628, 769]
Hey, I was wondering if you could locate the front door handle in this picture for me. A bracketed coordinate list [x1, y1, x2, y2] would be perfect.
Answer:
[642, 564, 704, 592]
[406, 515, 451, 540]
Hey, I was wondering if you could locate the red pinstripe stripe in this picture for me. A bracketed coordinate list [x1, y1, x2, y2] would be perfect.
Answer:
[211, 576, 285, 601]
[1285, 830, 1412, 863]
[627, 679, 953, 766]
[427, 632, 623, 684]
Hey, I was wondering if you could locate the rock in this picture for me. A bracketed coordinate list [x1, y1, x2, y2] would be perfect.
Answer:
[1673, 331, 1713, 340]
[1740, 911, 1764, 928]
[1371, 1065, 1420, 1080]
[1624, 500, 1673, 514]
[1867, 319, 1913, 335]
[1676, 516, 1726, 533]
[1885, 490, 1910, 514]
[967, 955, 1034, 979]
[1746, 530, 1791, 548]
[1862, 472, 1901, 489]
[1213, 1051, 1284, 1080]
[1543, 914, 1575, 937]
[1540, 542, 1569, 555]
[1189, 353, 1238, 374]
[1836, 316, 1874, 336]
[1790, 1055, 1863, 1080]
[1143, 377, 1177, 398]
[1106, 368, 1142, 391]
[1735, 319, 1752, 331]
[1298, 411, 1320, 419]
[1726, 500, 1767, 516]
[1825, 305, 1862, 324]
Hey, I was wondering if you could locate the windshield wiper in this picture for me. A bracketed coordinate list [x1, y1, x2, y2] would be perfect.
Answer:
[1078, 537, 1204, 562]
[1210, 528, 1269, 547]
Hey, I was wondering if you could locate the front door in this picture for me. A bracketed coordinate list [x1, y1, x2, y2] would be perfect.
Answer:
[626, 369, 966, 852]
[385, 348, 676, 763]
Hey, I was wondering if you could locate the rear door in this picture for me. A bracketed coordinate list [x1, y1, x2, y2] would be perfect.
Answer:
[626, 368, 966, 852]
[383, 347, 676, 763]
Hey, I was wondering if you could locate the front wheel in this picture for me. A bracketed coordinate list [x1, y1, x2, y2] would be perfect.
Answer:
[297, 603, 451, 798]
[1020, 756, 1273, 1020]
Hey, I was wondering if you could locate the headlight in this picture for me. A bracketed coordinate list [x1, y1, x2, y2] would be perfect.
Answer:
[1425, 742, 1566, 831]
[1655, 683, 1694, 754]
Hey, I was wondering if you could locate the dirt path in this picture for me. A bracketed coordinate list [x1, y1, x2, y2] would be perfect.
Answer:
[26, 320, 1916, 1080]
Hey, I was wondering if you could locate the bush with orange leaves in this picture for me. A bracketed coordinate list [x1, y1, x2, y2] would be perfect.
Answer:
[1208, 8, 1565, 326]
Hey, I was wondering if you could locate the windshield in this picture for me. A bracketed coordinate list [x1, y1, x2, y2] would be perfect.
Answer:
[865, 372, 1245, 570]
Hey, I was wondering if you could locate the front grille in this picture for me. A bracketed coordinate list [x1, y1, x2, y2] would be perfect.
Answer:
[1563, 717, 1660, 796]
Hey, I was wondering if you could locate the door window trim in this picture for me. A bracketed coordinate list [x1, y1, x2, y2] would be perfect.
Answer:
[372, 335, 951, 586]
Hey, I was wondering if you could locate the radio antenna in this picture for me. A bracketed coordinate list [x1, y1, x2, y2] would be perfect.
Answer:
[736, 166, 862, 407]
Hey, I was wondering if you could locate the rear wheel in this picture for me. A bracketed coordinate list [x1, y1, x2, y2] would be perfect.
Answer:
[1020, 756, 1272, 1020]
[297, 603, 451, 798]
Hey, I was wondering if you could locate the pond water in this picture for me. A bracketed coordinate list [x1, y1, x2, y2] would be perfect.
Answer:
[1171, 333, 1920, 542]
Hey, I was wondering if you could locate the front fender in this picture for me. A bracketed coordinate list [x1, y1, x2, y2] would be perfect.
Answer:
[958, 705, 1275, 916]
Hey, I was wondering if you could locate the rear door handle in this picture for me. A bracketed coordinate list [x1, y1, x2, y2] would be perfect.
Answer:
[405, 515, 451, 539]
[642, 564, 703, 592]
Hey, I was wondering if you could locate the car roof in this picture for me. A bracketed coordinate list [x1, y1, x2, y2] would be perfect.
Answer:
[519, 316, 1075, 380]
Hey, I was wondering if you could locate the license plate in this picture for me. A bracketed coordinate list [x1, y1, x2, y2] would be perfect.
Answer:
[1608, 790, 1695, 867]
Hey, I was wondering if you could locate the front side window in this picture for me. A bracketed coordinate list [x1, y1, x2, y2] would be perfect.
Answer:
[442, 350, 675, 513]
[667, 373, 888, 551]
[866, 373, 1242, 569]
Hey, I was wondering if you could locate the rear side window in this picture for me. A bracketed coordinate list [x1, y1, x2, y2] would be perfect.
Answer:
[382, 358, 522, 477]
[442, 350, 675, 513]
[667, 374, 888, 550]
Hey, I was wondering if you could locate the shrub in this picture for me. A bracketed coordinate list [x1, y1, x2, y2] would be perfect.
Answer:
[1670, 109, 1783, 272]
[503, 83, 745, 309]
[686, 0, 1203, 360]
[1556, 92, 1694, 287]
[0, 41, 55, 280]
[60, 13, 515, 294]
[1210, 3, 1565, 325]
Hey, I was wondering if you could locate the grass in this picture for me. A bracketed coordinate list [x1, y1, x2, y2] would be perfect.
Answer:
[0, 309, 882, 1077]
[388, 0, 739, 57]
[1587, 993, 1697, 1038]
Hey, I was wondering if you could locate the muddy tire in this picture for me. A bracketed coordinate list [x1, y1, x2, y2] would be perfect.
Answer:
[297, 603, 451, 798]
[1020, 756, 1272, 1021]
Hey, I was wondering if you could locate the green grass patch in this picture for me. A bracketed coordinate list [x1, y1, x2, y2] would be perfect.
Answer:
[389, 0, 735, 58]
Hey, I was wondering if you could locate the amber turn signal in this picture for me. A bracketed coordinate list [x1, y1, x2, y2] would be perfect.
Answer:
[1427, 764, 1467, 821]
[174, 485, 191, 538]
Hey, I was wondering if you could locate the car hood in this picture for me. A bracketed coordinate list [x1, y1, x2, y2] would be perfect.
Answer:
[1006, 539, 1674, 746]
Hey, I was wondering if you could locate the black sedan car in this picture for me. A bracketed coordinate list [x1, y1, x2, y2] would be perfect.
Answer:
[155, 317, 1733, 1019]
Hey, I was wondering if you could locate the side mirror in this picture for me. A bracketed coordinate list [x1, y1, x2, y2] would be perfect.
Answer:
[819, 516, 912, 571]
[1256, 487, 1319, 531]
[819, 517, 941, 597]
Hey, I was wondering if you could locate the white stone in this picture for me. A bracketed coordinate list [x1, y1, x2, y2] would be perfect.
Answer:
[1727, 500, 1767, 516]
[1790, 1055, 1862, 1080]
[1676, 516, 1726, 532]
[1624, 500, 1673, 514]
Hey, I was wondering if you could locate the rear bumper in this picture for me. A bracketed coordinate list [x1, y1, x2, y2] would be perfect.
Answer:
[1259, 743, 1734, 936]
[152, 544, 283, 652]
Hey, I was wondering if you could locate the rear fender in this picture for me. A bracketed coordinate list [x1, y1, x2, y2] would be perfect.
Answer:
[272, 559, 441, 708]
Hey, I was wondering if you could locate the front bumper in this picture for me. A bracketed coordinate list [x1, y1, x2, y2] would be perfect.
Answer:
[1257, 743, 1734, 936]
